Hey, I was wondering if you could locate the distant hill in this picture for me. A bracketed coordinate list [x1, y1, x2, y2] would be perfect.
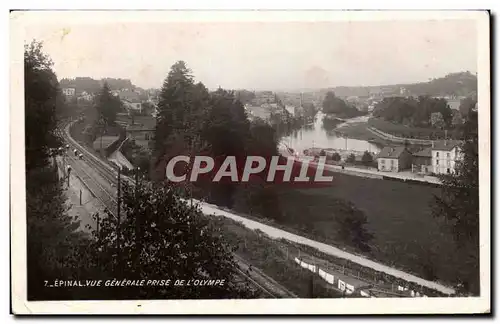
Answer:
[60, 77, 138, 94]
[403, 72, 477, 97]
[321, 71, 477, 98]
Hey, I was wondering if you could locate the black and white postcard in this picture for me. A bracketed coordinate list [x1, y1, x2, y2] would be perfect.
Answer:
[10, 10, 491, 314]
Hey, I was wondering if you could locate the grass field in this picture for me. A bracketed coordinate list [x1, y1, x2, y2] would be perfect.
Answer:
[334, 122, 389, 146]
[368, 118, 460, 140]
[210, 216, 345, 298]
[235, 171, 460, 288]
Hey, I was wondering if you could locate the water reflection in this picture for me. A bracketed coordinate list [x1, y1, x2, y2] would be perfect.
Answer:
[282, 112, 382, 154]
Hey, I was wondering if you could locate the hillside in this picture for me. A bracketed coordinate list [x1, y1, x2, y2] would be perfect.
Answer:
[321, 71, 477, 98]
[403, 72, 477, 97]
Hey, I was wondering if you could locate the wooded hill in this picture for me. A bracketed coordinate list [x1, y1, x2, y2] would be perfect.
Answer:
[322, 71, 477, 98]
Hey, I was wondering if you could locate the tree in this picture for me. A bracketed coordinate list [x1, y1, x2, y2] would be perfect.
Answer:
[430, 112, 445, 129]
[373, 96, 452, 128]
[95, 82, 122, 126]
[431, 111, 479, 295]
[25, 41, 89, 300]
[247, 118, 278, 157]
[331, 152, 341, 162]
[459, 96, 477, 118]
[27, 167, 88, 300]
[346, 153, 356, 164]
[322, 91, 361, 118]
[82, 181, 254, 299]
[234, 89, 256, 105]
[361, 151, 373, 165]
[335, 202, 374, 252]
[154, 61, 198, 160]
[451, 110, 463, 127]
[25, 40, 62, 170]
[201, 89, 251, 207]
[302, 103, 317, 120]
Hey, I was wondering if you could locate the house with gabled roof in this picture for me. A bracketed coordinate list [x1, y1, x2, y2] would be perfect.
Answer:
[431, 140, 462, 175]
[376, 146, 412, 172]
[412, 147, 433, 174]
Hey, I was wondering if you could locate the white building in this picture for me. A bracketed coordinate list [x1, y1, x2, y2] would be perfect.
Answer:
[431, 140, 462, 174]
[79, 91, 93, 102]
[122, 99, 142, 113]
[62, 87, 76, 97]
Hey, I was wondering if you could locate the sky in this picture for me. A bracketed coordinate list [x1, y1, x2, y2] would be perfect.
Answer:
[23, 17, 478, 91]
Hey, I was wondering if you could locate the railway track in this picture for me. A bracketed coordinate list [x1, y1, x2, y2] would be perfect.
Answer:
[60, 119, 295, 298]
[233, 253, 298, 298]
[57, 125, 119, 218]
[64, 152, 118, 218]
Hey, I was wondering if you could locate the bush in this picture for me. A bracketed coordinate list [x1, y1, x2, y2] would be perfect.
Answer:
[361, 151, 373, 165]
[346, 153, 356, 163]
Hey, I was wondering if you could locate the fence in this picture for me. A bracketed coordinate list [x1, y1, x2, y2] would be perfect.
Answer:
[283, 243, 434, 298]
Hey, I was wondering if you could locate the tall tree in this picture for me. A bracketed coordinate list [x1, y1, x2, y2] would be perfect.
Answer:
[431, 111, 479, 295]
[25, 41, 88, 300]
[201, 89, 251, 207]
[154, 61, 196, 160]
[459, 96, 477, 118]
[25, 41, 62, 170]
[95, 82, 121, 126]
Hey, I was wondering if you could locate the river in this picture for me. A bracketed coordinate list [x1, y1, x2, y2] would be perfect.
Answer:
[282, 112, 381, 155]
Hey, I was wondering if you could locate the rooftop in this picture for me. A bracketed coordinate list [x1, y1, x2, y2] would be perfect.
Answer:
[432, 140, 461, 151]
[376, 146, 408, 159]
[118, 90, 140, 102]
[92, 136, 120, 150]
[413, 147, 432, 158]
[126, 124, 155, 132]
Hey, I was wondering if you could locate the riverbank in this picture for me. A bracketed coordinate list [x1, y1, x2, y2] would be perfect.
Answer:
[333, 121, 391, 147]
[331, 116, 458, 148]
[367, 118, 460, 141]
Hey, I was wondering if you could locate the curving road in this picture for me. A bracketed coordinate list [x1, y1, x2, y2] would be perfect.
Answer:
[64, 120, 455, 296]
[198, 200, 454, 295]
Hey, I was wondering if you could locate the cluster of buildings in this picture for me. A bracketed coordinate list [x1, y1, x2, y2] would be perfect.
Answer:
[61, 86, 160, 115]
[244, 91, 320, 123]
[61, 87, 94, 102]
[111, 89, 144, 113]
[376, 140, 462, 175]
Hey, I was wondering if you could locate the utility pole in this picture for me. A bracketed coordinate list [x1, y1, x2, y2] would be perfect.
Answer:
[96, 212, 100, 239]
[99, 115, 105, 158]
[309, 273, 314, 298]
[116, 166, 121, 262]
[134, 166, 141, 265]
[135, 167, 140, 191]
[67, 165, 71, 187]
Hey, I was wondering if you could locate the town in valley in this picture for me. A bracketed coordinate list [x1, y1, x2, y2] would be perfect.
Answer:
[18, 13, 483, 310]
